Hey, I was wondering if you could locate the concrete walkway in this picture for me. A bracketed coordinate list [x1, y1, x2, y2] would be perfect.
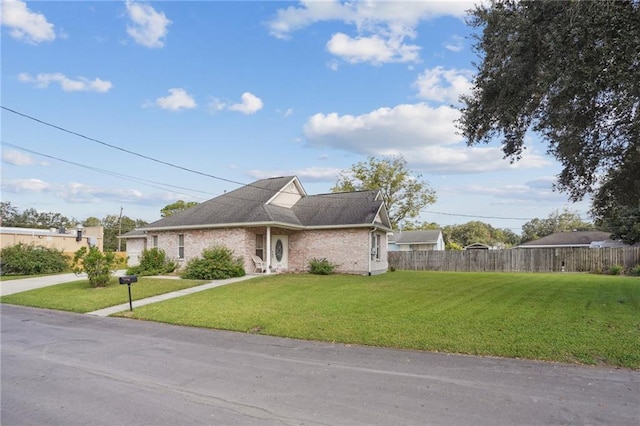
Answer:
[86, 275, 257, 316]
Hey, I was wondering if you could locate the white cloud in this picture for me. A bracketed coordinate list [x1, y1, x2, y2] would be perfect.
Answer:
[463, 177, 572, 204]
[276, 108, 294, 117]
[268, 0, 474, 65]
[304, 103, 461, 151]
[18, 72, 113, 93]
[1, 0, 55, 44]
[228, 92, 264, 115]
[155, 88, 197, 111]
[414, 66, 473, 104]
[1, 178, 185, 206]
[444, 34, 464, 52]
[2, 178, 52, 193]
[208, 98, 227, 112]
[248, 166, 342, 182]
[210, 93, 263, 115]
[2, 149, 41, 166]
[303, 102, 550, 175]
[125, 0, 171, 48]
[327, 32, 419, 65]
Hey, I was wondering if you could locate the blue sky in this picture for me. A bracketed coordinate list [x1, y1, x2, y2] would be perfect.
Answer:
[1, 0, 591, 232]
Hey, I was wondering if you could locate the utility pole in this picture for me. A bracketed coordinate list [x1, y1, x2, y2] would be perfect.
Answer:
[117, 206, 123, 252]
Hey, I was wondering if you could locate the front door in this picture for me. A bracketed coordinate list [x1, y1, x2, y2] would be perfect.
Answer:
[271, 235, 288, 272]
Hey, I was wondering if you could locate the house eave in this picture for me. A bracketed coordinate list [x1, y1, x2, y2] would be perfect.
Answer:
[137, 221, 392, 234]
[140, 221, 306, 232]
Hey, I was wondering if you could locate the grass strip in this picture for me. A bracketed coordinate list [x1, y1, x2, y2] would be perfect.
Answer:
[0, 277, 208, 313]
[119, 271, 640, 369]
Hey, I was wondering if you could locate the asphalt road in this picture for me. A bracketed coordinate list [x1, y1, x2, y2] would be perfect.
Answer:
[2, 304, 639, 425]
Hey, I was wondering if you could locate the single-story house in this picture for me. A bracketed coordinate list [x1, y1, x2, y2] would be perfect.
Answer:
[518, 230, 620, 248]
[121, 176, 392, 275]
[388, 230, 444, 251]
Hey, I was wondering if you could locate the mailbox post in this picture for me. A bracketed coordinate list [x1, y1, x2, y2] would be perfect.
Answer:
[119, 275, 138, 311]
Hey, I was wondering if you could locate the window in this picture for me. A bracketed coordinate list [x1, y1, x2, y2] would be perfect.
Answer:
[178, 234, 184, 259]
[255, 234, 264, 260]
[371, 233, 381, 261]
[152, 235, 158, 248]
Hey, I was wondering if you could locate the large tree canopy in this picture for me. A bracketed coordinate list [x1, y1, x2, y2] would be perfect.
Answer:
[460, 0, 639, 203]
[161, 200, 199, 218]
[332, 155, 436, 230]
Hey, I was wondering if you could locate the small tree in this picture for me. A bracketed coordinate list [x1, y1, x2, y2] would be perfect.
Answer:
[72, 246, 117, 287]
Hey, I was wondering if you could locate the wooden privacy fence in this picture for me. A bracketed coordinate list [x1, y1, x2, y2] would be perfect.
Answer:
[388, 247, 640, 273]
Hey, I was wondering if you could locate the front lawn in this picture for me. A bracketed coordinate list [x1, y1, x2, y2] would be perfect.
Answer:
[0, 277, 209, 313]
[118, 271, 640, 369]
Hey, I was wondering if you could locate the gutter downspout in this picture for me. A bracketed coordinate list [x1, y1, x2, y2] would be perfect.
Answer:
[266, 226, 272, 275]
[368, 228, 376, 276]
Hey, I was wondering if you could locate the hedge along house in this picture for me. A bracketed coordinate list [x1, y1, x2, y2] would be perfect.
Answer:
[121, 176, 392, 275]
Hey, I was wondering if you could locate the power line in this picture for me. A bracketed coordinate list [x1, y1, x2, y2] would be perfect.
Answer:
[2, 105, 247, 187]
[2, 106, 609, 225]
[423, 210, 535, 221]
[1, 141, 214, 200]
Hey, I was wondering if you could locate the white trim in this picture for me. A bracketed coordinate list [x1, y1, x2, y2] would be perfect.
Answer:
[265, 177, 307, 206]
[141, 221, 392, 233]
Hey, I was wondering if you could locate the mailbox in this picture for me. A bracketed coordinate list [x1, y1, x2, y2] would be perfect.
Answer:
[119, 275, 138, 311]
[119, 275, 138, 285]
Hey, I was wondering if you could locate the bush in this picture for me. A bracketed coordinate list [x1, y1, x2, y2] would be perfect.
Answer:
[0, 243, 69, 275]
[308, 258, 336, 275]
[181, 246, 245, 280]
[126, 248, 177, 276]
[72, 246, 117, 287]
[630, 264, 640, 277]
[608, 264, 623, 276]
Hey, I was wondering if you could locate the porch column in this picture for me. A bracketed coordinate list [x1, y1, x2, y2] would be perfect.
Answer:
[265, 226, 271, 274]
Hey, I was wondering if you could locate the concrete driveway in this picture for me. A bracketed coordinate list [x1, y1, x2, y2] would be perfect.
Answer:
[0, 270, 126, 296]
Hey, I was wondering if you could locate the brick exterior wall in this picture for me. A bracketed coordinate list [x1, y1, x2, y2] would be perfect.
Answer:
[129, 227, 388, 275]
[289, 228, 387, 275]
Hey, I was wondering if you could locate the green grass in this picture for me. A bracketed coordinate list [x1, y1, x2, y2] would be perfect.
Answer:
[118, 271, 640, 369]
[0, 277, 208, 313]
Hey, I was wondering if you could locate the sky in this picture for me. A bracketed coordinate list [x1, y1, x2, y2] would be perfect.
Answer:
[1, 0, 592, 233]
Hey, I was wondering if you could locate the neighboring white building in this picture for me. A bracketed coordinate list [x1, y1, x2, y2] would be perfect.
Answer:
[388, 230, 445, 251]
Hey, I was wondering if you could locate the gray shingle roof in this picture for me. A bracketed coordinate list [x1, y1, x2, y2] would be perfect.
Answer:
[389, 230, 442, 244]
[138, 176, 391, 232]
[520, 230, 613, 247]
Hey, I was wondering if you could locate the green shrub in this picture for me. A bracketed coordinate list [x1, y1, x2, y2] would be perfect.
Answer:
[0, 243, 69, 275]
[126, 248, 177, 276]
[308, 258, 336, 275]
[72, 246, 117, 287]
[181, 246, 245, 280]
[630, 264, 640, 277]
[608, 264, 623, 276]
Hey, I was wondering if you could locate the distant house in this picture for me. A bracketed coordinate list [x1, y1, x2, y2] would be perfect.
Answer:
[121, 176, 392, 275]
[518, 230, 624, 248]
[388, 230, 444, 251]
[0, 226, 104, 253]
